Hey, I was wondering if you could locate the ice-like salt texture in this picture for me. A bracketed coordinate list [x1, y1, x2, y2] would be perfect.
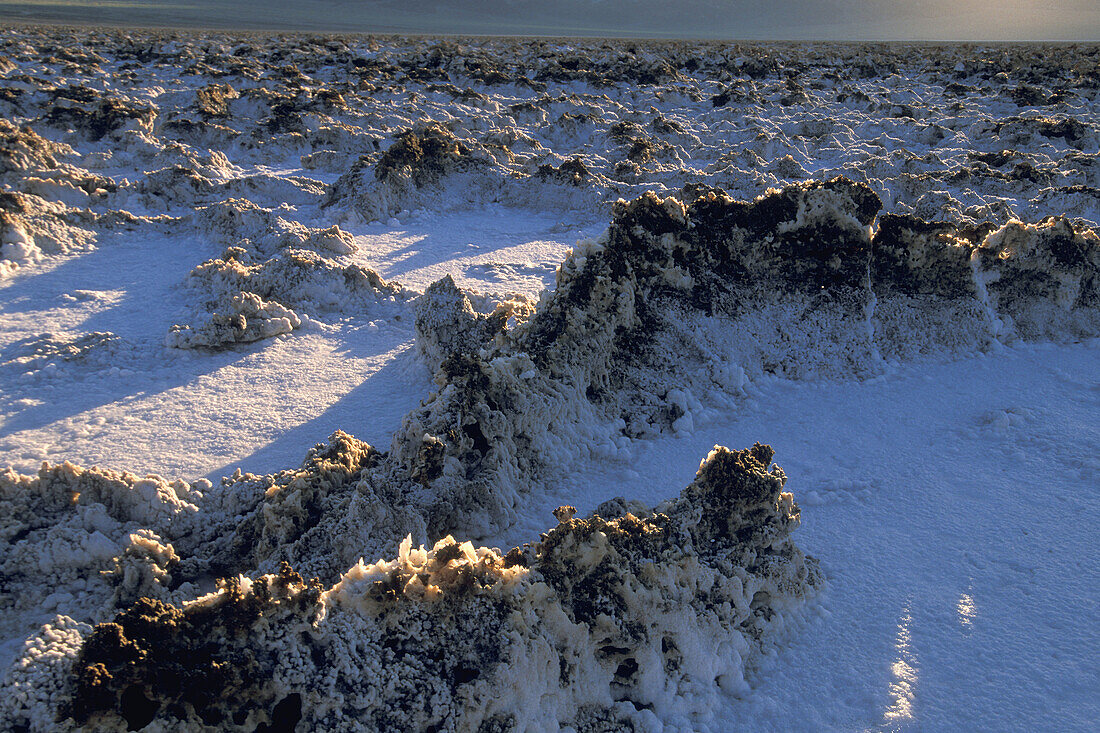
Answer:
[1, 27, 1099, 732]
[2, 178, 1095, 730]
[6, 444, 819, 732]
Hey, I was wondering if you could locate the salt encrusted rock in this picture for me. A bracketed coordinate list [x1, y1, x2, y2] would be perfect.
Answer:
[211, 431, 395, 580]
[170, 198, 374, 346]
[0, 616, 93, 733]
[0, 463, 206, 655]
[64, 566, 323, 732]
[870, 214, 999, 360]
[414, 275, 535, 375]
[974, 216, 1100, 341]
[375, 124, 488, 187]
[194, 83, 239, 119]
[0, 191, 96, 267]
[166, 291, 302, 349]
[327, 124, 494, 221]
[536, 156, 591, 185]
[524, 177, 883, 390]
[36, 444, 818, 732]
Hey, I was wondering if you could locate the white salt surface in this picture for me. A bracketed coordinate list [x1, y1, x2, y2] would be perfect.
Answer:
[0, 28, 1098, 731]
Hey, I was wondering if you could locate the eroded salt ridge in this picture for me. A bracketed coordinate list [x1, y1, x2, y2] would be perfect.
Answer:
[3, 444, 820, 732]
[403, 178, 1098, 547]
[1, 180, 1096, 677]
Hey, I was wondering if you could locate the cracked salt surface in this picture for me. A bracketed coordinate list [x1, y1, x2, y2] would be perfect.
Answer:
[0, 27, 1098, 732]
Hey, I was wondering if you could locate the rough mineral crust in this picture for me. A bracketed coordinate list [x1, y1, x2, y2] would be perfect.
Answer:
[2, 444, 820, 732]
[974, 216, 1100, 341]
[383, 178, 1100, 550]
[7, 181, 1095, 687]
[167, 196, 395, 347]
[869, 214, 998, 360]
[0, 461, 208, 652]
[169, 247, 409, 347]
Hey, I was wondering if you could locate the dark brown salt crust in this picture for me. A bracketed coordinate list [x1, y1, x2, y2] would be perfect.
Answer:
[374, 124, 487, 188]
[63, 444, 819, 732]
[66, 564, 321, 731]
[41, 92, 155, 142]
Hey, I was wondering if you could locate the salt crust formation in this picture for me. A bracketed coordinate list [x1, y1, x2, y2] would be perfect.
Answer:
[1, 179, 1097, 731]
[2, 27, 1100, 731]
[167, 198, 409, 349]
[5, 444, 821, 732]
[4, 29, 1099, 286]
[401, 178, 1098, 547]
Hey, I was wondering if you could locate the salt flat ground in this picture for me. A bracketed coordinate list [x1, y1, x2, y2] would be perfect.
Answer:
[0, 28, 1097, 731]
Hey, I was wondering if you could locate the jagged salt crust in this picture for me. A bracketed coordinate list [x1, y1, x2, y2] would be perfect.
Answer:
[6, 180, 1091, 634]
[3, 180, 1096, 612]
[168, 246, 410, 349]
[1, 28, 1099, 730]
[398, 179, 1099, 545]
[4, 444, 820, 732]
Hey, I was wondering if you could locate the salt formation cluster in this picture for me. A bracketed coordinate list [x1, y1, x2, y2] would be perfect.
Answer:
[1, 26, 1099, 732]
[3, 178, 1096, 731]
[6, 444, 819, 732]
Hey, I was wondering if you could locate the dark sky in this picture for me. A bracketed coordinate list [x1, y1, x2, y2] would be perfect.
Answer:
[0, 0, 1097, 40]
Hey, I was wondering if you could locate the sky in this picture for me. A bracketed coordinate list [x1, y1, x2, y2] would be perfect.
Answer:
[0, 0, 1097, 41]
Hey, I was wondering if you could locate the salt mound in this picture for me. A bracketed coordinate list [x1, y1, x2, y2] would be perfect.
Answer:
[170, 248, 408, 348]
[327, 123, 604, 222]
[197, 198, 356, 258]
[193, 430, 430, 583]
[42, 92, 155, 142]
[165, 291, 302, 349]
[5, 444, 819, 732]
[0, 119, 74, 174]
[414, 275, 536, 376]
